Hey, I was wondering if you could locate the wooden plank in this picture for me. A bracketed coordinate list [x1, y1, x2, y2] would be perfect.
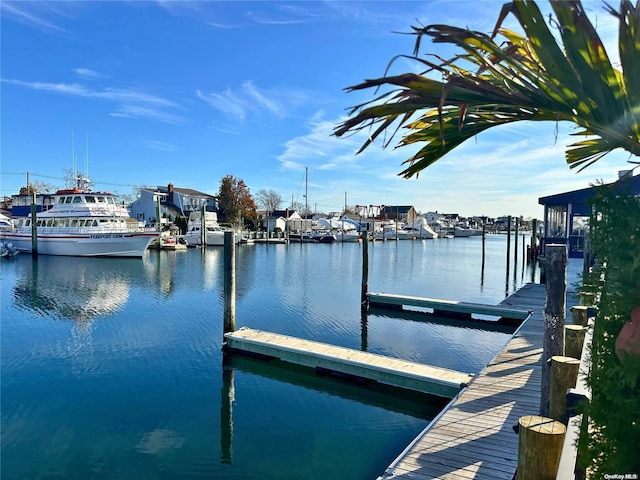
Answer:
[224, 327, 473, 398]
[367, 292, 532, 320]
[378, 283, 579, 480]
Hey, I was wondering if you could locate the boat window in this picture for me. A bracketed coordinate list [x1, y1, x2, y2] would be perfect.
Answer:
[65, 197, 73, 204]
[71, 219, 79, 227]
[36, 220, 42, 226]
[97, 197, 106, 203]
[92, 220, 98, 226]
[58, 197, 66, 204]
[25, 219, 31, 227]
[85, 196, 96, 203]
[46, 219, 54, 227]
[106, 197, 115, 204]
[73, 196, 82, 203]
[99, 219, 109, 224]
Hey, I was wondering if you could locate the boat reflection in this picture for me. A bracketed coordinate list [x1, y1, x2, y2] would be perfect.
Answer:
[12, 256, 142, 325]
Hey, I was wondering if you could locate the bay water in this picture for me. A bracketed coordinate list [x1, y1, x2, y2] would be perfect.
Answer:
[1, 234, 539, 479]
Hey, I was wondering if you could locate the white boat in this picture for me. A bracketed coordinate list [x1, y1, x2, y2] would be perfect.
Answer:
[0, 175, 158, 257]
[182, 211, 244, 246]
[316, 218, 361, 242]
[402, 218, 439, 239]
[373, 221, 414, 240]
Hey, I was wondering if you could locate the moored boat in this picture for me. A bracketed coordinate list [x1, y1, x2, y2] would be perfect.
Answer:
[181, 211, 244, 246]
[0, 175, 158, 257]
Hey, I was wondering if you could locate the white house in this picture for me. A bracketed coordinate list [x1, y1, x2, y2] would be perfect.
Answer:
[129, 183, 217, 225]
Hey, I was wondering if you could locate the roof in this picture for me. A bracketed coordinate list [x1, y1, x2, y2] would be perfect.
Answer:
[155, 185, 215, 198]
[538, 174, 640, 206]
[380, 205, 414, 214]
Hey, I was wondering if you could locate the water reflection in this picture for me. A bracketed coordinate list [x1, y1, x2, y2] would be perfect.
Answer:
[12, 256, 137, 324]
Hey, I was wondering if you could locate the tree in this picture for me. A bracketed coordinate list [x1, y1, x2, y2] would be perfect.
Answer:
[334, 1, 639, 177]
[217, 175, 258, 229]
[255, 189, 283, 212]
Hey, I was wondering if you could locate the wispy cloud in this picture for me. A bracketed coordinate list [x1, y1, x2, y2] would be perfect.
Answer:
[141, 139, 178, 152]
[110, 105, 184, 124]
[0, 1, 66, 32]
[2, 78, 183, 124]
[197, 81, 311, 122]
[74, 68, 104, 80]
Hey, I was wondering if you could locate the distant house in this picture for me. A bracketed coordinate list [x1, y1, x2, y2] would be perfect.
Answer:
[10, 192, 55, 217]
[538, 171, 640, 258]
[379, 205, 417, 223]
[129, 183, 217, 226]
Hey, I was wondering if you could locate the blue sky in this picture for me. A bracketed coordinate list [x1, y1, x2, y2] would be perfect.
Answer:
[1, 0, 634, 219]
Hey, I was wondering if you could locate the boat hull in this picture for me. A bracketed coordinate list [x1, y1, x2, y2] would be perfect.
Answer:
[0, 232, 158, 257]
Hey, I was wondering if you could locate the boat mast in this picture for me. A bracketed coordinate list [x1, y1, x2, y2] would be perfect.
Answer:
[305, 166, 308, 221]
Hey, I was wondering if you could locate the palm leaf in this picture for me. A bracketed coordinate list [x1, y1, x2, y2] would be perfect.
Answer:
[334, 0, 640, 177]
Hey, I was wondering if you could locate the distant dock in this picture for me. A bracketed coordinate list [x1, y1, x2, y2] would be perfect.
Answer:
[377, 283, 578, 480]
[224, 328, 473, 399]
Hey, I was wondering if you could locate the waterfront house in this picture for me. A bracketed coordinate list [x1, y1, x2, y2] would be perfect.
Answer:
[260, 210, 288, 233]
[380, 205, 417, 223]
[10, 191, 55, 217]
[129, 183, 217, 226]
[538, 171, 640, 258]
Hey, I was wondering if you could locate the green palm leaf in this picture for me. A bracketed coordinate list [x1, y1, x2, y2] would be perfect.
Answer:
[334, 0, 640, 177]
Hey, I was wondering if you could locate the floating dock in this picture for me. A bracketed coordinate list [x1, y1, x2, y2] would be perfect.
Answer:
[224, 328, 473, 399]
[377, 283, 579, 480]
[367, 292, 531, 324]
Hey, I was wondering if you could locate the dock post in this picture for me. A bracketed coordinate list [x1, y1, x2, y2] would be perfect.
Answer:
[506, 215, 512, 273]
[517, 415, 566, 480]
[361, 227, 369, 311]
[541, 244, 567, 417]
[564, 325, 587, 359]
[223, 231, 236, 335]
[514, 217, 519, 264]
[30, 192, 38, 256]
[201, 205, 207, 247]
[549, 356, 581, 423]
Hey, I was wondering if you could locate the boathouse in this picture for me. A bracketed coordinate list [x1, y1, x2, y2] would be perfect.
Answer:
[538, 171, 639, 258]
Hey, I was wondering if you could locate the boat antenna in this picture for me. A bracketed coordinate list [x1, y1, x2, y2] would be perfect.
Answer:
[71, 130, 76, 182]
[85, 134, 89, 180]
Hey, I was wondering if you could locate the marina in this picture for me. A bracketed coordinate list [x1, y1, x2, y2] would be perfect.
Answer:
[1, 235, 551, 479]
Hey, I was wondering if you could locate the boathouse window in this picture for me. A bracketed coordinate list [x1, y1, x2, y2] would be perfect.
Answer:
[547, 205, 567, 237]
[73, 196, 82, 203]
[85, 196, 96, 203]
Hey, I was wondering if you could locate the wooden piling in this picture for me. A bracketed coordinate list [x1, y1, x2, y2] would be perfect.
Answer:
[223, 231, 236, 335]
[506, 215, 512, 272]
[361, 227, 369, 310]
[30, 192, 38, 256]
[549, 355, 581, 423]
[514, 217, 519, 263]
[571, 305, 589, 326]
[517, 415, 566, 480]
[541, 244, 567, 417]
[564, 325, 587, 359]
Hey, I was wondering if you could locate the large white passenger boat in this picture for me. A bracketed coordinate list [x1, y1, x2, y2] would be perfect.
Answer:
[1, 176, 158, 257]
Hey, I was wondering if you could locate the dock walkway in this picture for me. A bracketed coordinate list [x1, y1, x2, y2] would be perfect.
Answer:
[378, 283, 578, 480]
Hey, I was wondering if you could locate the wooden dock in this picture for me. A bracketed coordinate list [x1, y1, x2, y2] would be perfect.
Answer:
[367, 292, 531, 323]
[377, 283, 578, 480]
[224, 328, 474, 399]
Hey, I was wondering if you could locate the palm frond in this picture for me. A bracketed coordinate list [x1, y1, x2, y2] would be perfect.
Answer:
[334, 0, 640, 177]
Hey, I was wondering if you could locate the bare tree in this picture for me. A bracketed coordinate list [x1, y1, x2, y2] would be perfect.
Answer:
[255, 189, 283, 212]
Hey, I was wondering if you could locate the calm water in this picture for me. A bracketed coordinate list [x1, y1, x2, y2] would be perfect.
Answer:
[1, 234, 539, 480]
